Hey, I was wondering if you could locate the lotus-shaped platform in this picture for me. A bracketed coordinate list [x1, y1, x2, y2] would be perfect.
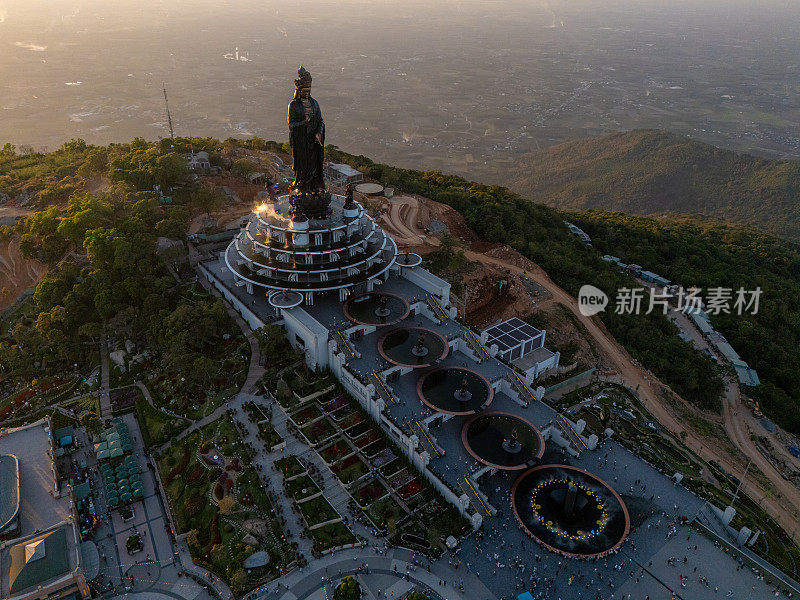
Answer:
[511, 464, 630, 559]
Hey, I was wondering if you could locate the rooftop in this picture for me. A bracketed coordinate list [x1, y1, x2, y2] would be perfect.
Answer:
[0, 524, 77, 597]
[0, 455, 20, 538]
[0, 420, 69, 538]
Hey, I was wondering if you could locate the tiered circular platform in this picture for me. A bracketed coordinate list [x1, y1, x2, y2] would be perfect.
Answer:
[511, 464, 630, 558]
[378, 327, 449, 368]
[225, 194, 399, 294]
[344, 292, 410, 326]
[417, 367, 493, 415]
[462, 412, 544, 469]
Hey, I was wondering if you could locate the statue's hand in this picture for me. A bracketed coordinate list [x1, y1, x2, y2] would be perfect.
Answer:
[315, 133, 323, 146]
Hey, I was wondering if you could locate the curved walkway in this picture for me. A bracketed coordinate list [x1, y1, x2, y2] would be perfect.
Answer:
[252, 547, 494, 600]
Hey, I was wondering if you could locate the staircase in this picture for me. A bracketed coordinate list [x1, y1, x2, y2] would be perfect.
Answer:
[426, 293, 449, 322]
[464, 329, 490, 361]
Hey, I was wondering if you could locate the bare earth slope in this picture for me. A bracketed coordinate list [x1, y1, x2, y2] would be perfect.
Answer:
[506, 129, 800, 240]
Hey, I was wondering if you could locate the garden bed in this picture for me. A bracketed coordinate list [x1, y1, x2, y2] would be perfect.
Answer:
[298, 496, 340, 527]
[367, 495, 407, 531]
[320, 438, 353, 464]
[333, 455, 369, 485]
[285, 474, 320, 501]
[301, 417, 337, 445]
[275, 456, 306, 479]
[310, 521, 357, 552]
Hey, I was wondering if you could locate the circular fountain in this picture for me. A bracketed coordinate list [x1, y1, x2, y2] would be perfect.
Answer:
[378, 327, 448, 368]
[461, 412, 544, 470]
[343, 292, 410, 326]
[417, 367, 493, 415]
[511, 464, 630, 559]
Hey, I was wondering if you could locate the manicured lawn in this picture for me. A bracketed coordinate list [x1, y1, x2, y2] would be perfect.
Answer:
[367, 495, 407, 530]
[275, 456, 306, 479]
[298, 496, 339, 527]
[333, 455, 368, 485]
[285, 474, 320, 501]
[310, 521, 357, 552]
[136, 396, 187, 448]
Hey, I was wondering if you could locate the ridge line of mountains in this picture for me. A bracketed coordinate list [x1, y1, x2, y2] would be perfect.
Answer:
[505, 129, 800, 241]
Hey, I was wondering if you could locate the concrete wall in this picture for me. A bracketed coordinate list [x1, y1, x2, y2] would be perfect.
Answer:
[282, 308, 328, 369]
[402, 267, 451, 304]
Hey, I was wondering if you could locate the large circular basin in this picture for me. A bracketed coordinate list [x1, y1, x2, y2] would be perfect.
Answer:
[462, 412, 544, 470]
[378, 327, 448, 368]
[344, 292, 410, 326]
[417, 367, 493, 415]
[512, 464, 630, 559]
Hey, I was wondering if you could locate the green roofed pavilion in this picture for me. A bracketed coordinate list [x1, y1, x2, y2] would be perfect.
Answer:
[8, 527, 70, 594]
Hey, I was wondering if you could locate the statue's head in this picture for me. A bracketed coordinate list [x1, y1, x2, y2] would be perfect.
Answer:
[294, 66, 312, 99]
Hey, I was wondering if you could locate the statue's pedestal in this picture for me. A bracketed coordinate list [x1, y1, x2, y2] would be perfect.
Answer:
[290, 190, 332, 220]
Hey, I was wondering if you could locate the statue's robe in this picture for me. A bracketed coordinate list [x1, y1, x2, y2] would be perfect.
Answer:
[288, 95, 325, 193]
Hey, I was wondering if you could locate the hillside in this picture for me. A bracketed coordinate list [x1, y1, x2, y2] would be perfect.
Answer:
[506, 130, 800, 241]
[571, 211, 800, 435]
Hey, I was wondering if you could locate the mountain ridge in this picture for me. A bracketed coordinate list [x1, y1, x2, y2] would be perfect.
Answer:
[506, 129, 800, 240]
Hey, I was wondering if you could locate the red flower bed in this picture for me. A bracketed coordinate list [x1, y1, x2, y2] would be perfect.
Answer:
[398, 478, 422, 500]
[13, 389, 35, 406]
[324, 395, 348, 412]
[355, 430, 379, 448]
[333, 455, 358, 473]
[310, 420, 330, 438]
[359, 484, 384, 502]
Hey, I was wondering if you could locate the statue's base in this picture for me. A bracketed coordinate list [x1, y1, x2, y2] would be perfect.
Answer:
[289, 190, 332, 220]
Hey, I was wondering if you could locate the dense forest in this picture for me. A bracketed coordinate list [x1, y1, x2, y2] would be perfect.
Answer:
[0, 137, 240, 391]
[325, 146, 726, 414]
[572, 212, 800, 434]
[506, 129, 800, 241]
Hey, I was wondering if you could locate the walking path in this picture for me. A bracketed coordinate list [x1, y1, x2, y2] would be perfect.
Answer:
[252, 547, 495, 600]
[229, 394, 313, 558]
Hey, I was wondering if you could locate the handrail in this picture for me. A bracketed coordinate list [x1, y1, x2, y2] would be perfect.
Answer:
[372, 372, 397, 406]
[464, 328, 490, 360]
[463, 475, 491, 516]
[426, 293, 448, 322]
[336, 330, 356, 358]
[509, 368, 535, 400]
[415, 420, 441, 457]
[559, 414, 588, 450]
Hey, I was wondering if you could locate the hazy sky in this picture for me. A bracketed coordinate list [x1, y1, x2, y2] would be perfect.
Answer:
[1, 0, 798, 178]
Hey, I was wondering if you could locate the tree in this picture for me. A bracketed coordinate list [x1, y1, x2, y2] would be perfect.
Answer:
[217, 495, 236, 514]
[231, 158, 257, 178]
[186, 529, 200, 549]
[230, 569, 248, 593]
[333, 576, 360, 600]
[191, 185, 224, 216]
